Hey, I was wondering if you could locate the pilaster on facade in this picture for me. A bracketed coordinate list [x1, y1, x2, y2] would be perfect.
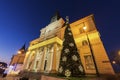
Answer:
[56, 44, 61, 71]
[23, 51, 30, 69]
[40, 46, 46, 72]
[35, 48, 43, 72]
[31, 49, 39, 71]
[50, 43, 57, 73]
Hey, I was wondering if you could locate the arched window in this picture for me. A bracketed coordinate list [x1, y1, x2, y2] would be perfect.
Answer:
[82, 40, 88, 46]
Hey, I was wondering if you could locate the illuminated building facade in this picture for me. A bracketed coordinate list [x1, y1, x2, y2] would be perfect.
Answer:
[23, 13, 115, 75]
[9, 44, 26, 74]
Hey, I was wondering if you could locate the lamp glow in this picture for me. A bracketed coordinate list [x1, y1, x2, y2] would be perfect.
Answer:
[112, 61, 116, 64]
[18, 51, 21, 54]
[83, 26, 87, 30]
[118, 51, 120, 55]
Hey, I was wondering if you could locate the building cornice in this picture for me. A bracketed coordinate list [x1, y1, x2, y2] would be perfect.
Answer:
[28, 37, 62, 50]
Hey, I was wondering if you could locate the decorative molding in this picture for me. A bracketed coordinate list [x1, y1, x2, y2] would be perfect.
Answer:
[28, 37, 62, 50]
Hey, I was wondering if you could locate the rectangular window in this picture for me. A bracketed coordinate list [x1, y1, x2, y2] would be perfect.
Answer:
[84, 55, 95, 70]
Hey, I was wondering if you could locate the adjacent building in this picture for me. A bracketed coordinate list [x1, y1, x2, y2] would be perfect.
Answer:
[23, 12, 115, 75]
[9, 44, 26, 74]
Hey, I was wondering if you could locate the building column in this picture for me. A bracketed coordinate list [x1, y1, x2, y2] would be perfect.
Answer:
[50, 43, 57, 73]
[56, 45, 61, 71]
[40, 46, 46, 72]
[23, 51, 32, 70]
[31, 49, 38, 71]
[45, 46, 49, 72]
[46, 44, 54, 72]
[48, 45, 54, 72]
[36, 48, 42, 72]
[23, 51, 29, 69]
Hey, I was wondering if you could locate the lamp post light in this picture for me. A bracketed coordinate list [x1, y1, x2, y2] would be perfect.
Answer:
[118, 51, 120, 56]
[83, 26, 99, 76]
[117, 50, 120, 65]
[112, 61, 116, 64]
[18, 51, 21, 54]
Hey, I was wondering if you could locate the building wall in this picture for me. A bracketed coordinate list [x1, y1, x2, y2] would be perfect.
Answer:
[10, 54, 25, 65]
[23, 15, 115, 75]
[69, 15, 114, 75]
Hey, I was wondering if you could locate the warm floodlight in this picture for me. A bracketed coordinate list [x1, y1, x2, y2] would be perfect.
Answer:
[18, 51, 21, 54]
[83, 26, 87, 30]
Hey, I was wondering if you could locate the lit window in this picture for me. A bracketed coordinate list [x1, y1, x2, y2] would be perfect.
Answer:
[84, 55, 95, 70]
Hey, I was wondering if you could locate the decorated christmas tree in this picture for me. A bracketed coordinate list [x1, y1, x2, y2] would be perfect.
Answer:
[58, 16, 85, 77]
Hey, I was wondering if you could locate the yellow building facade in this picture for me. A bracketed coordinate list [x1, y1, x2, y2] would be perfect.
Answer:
[23, 14, 115, 75]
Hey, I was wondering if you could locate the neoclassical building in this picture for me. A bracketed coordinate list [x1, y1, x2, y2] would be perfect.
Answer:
[23, 12, 115, 75]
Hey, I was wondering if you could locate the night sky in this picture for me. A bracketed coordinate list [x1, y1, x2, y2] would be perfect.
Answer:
[0, 0, 120, 64]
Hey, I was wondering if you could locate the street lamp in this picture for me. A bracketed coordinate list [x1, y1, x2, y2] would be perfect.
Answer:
[83, 25, 99, 76]
[118, 51, 120, 56]
[18, 51, 21, 54]
[112, 61, 116, 64]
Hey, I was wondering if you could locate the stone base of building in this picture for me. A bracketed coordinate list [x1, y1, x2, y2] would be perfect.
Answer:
[19, 70, 42, 80]
[50, 70, 57, 73]
[18, 69, 117, 80]
[41, 75, 64, 80]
